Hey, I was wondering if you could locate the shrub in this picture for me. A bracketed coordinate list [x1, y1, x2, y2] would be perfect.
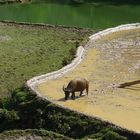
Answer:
[62, 56, 70, 66]
[70, 47, 76, 56]
[11, 88, 36, 105]
[102, 131, 127, 140]
[75, 41, 79, 48]
[0, 109, 19, 131]
[0, 109, 19, 122]
[13, 91, 28, 104]
[0, 97, 12, 109]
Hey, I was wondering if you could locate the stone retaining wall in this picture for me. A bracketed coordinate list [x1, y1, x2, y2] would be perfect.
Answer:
[89, 23, 140, 40]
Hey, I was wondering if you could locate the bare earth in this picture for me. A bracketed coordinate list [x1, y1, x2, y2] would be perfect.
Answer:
[37, 29, 140, 133]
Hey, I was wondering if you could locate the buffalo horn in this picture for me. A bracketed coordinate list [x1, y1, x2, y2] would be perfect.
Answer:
[63, 85, 66, 92]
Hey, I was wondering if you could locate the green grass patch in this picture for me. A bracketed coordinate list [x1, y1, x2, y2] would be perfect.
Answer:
[0, 22, 94, 98]
[0, 129, 73, 140]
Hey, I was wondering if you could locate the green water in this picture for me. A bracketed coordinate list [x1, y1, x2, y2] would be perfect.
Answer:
[0, 3, 140, 29]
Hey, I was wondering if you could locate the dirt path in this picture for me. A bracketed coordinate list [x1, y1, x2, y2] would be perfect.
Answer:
[37, 29, 140, 133]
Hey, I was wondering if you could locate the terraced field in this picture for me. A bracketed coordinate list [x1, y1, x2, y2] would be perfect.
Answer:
[37, 28, 140, 133]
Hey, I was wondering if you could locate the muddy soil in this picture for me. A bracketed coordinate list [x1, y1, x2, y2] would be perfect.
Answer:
[37, 29, 140, 133]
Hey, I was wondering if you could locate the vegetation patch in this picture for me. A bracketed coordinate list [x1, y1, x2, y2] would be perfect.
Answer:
[0, 129, 72, 140]
[0, 89, 139, 139]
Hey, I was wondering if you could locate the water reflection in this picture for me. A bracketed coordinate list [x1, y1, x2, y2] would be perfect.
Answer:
[0, 3, 140, 29]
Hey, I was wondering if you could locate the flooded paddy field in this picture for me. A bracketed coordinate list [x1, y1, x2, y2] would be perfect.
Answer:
[37, 28, 140, 133]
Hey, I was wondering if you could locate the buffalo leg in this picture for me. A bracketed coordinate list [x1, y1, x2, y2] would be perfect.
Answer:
[80, 91, 83, 96]
[71, 92, 75, 100]
[86, 86, 89, 95]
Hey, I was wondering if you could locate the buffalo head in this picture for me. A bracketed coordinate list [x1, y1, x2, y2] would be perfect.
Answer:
[63, 85, 71, 100]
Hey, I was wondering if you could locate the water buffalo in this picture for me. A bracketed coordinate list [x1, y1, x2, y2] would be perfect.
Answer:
[62, 78, 89, 100]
